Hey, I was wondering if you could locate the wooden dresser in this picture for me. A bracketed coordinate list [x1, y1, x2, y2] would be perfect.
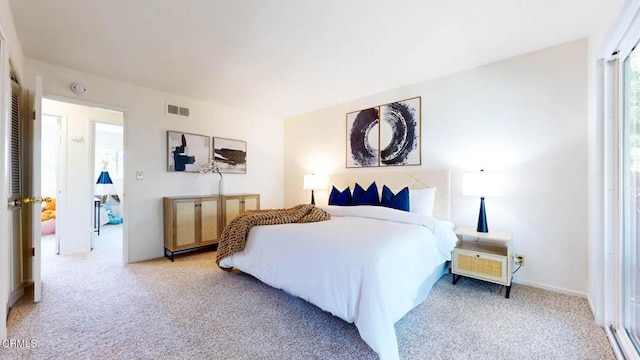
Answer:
[163, 194, 260, 261]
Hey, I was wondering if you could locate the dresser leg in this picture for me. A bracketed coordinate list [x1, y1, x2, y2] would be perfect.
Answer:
[164, 248, 175, 262]
[505, 285, 511, 298]
[452, 274, 460, 285]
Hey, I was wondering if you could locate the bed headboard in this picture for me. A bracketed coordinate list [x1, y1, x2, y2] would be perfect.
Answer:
[328, 170, 451, 220]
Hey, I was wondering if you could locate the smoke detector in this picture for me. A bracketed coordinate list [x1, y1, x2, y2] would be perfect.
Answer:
[71, 82, 87, 95]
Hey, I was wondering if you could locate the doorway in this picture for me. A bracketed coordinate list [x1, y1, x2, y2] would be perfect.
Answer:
[92, 122, 124, 251]
[40, 98, 124, 259]
[40, 114, 60, 254]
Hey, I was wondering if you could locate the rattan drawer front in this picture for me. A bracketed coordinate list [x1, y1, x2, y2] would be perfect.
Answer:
[458, 253, 502, 277]
[452, 248, 509, 285]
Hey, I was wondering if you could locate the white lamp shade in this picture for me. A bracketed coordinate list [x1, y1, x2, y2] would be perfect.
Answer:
[463, 171, 503, 197]
[303, 174, 327, 190]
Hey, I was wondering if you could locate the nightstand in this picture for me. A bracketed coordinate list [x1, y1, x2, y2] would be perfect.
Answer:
[452, 226, 513, 298]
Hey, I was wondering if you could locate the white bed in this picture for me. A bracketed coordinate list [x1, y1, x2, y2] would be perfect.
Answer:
[218, 170, 457, 360]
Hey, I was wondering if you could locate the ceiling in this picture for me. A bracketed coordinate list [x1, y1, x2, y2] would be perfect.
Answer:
[9, 0, 615, 118]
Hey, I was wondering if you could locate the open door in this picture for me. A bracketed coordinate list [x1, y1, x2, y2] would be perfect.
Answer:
[22, 76, 43, 302]
[32, 75, 42, 302]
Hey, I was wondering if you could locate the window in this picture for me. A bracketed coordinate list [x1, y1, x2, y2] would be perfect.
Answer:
[94, 123, 123, 181]
[94, 148, 123, 180]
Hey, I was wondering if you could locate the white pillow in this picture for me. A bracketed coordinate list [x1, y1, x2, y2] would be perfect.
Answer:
[410, 187, 436, 217]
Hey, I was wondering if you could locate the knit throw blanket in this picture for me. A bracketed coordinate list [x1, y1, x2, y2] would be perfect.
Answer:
[216, 204, 331, 266]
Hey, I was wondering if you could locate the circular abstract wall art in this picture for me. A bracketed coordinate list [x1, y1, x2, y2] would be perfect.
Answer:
[379, 101, 419, 166]
[346, 97, 421, 168]
[347, 107, 379, 167]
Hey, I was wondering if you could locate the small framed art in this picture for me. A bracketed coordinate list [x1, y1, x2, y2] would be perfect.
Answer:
[167, 131, 210, 172]
[213, 137, 247, 174]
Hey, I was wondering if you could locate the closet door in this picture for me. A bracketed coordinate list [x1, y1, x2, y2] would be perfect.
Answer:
[8, 79, 22, 307]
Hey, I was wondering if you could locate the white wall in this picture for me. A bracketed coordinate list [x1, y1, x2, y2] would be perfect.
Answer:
[0, 0, 24, 78]
[284, 39, 589, 295]
[24, 59, 285, 262]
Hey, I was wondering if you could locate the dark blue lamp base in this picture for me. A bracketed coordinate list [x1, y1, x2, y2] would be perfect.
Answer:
[477, 196, 488, 233]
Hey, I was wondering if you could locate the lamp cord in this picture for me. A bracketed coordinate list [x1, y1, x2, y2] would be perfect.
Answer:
[512, 264, 522, 274]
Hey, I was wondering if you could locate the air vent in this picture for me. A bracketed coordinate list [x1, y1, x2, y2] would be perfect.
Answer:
[166, 103, 190, 117]
[9, 82, 21, 196]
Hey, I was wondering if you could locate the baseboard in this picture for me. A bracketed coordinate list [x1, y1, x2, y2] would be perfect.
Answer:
[512, 278, 588, 298]
[586, 294, 607, 327]
[8, 284, 25, 308]
[128, 251, 165, 264]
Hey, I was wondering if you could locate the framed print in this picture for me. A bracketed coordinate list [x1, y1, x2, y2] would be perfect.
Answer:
[167, 131, 210, 172]
[346, 107, 380, 168]
[213, 137, 247, 174]
[346, 97, 421, 168]
[379, 96, 421, 166]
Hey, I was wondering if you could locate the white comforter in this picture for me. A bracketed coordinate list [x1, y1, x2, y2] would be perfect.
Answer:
[219, 205, 458, 359]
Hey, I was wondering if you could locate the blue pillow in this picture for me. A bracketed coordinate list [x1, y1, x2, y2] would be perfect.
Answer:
[381, 185, 410, 211]
[328, 186, 352, 205]
[352, 182, 379, 205]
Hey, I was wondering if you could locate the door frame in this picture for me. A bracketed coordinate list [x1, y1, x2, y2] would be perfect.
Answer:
[0, 23, 10, 341]
[598, 1, 640, 358]
[43, 94, 129, 263]
[39, 113, 65, 254]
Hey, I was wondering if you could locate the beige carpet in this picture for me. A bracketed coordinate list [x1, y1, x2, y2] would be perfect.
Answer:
[4, 225, 614, 359]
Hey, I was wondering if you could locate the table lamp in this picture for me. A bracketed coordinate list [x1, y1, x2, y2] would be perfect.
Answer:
[463, 169, 502, 233]
[303, 174, 327, 205]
